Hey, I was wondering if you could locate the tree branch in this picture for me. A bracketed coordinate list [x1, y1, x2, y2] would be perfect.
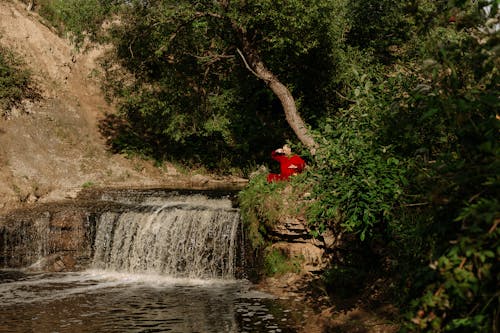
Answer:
[335, 90, 357, 103]
[236, 48, 263, 80]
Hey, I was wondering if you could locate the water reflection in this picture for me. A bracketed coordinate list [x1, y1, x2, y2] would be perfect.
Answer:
[0, 270, 296, 333]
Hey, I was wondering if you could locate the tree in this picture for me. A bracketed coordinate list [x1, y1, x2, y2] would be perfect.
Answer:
[112, 0, 348, 152]
[37, 0, 348, 164]
[105, 0, 348, 156]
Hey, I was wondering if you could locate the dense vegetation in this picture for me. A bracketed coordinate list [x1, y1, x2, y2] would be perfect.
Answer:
[29, 0, 499, 331]
[0, 43, 36, 116]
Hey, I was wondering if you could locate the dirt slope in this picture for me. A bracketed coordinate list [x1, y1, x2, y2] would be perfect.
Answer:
[0, 0, 246, 210]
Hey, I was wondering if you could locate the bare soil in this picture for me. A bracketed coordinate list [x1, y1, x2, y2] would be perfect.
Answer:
[0, 0, 246, 212]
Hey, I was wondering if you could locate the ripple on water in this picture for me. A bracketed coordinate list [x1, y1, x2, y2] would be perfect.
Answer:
[0, 270, 299, 333]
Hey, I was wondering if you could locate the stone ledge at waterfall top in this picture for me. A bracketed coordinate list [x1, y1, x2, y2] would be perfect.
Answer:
[0, 174, 249, 214]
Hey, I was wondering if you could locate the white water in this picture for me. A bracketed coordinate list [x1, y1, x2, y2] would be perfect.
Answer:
[0, 269, 250, 306]
[91, 196, 240, 279]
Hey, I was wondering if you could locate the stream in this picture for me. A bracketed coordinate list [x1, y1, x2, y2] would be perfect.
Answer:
[0, 269, 299, 333]
[0, 189, 303, 332]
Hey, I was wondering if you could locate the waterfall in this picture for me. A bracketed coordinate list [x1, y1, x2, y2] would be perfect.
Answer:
[91, 194, 240, 279]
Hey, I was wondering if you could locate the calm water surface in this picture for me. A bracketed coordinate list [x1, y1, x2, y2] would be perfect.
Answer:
[0, 270, 298, 333]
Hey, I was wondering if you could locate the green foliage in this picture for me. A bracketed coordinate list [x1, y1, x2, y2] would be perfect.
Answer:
[37, 0, 117, 48]
[403, 198, 499, 332]
[238, 173, 278, 249]
[238, 172, 311, 278]
[264, 248, 302, 277]
[0, 45, 36, 116]
[48, 0, 351, 170]
[381, 3, 499, 330]
[238, 172, 309, 249]
[307, 65, 406, 240]
[304, 2, 499, 331]
[230, 0, 349, 123]
[346, 0, 411, 60]
[81, 181, 95, 188]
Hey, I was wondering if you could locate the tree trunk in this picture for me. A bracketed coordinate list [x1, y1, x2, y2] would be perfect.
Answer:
[238, 41, 318, 155]
[214, 3, 317, 154]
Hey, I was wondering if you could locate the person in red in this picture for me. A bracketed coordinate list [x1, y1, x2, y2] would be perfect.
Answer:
[267, 144, 306, 182]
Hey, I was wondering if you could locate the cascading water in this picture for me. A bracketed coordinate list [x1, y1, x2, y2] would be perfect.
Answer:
[0, 189, 300, 333]
[91, 196, 240, 279]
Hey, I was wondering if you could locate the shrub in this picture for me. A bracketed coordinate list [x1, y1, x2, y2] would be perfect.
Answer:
[238, 172, 310, 249]
[0, 45, 36, 116]
[307, 65, 407, 241]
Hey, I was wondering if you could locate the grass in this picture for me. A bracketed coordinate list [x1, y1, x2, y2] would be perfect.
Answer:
[264, 248, 303, 276]
[81, 181, 95, 188]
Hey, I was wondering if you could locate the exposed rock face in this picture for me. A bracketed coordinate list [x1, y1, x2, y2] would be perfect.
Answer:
[0, 202, 93, 271]
[241, 183, 341, 274]
[48, 211, 87, 251]
[267, 214, 338, 273]
[271, 216, 309, 239]
[271, 242, 325, 272]
[28, 253, 78, 272]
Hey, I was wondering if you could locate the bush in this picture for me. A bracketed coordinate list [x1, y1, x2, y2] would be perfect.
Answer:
[0, 45, 36, 116]
[238, 172, 311, 249]
[37, 0, 116, 48]
[307, 64, 406, 241]
[305, 3, 499, 331]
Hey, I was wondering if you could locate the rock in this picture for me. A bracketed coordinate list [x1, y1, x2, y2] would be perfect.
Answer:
[272, 242, 325, 271]
[190, 174, 210, 186]
[28, 253, 78, 272]
[164, 163, 180, 175]
[49, 211, 86, 251]
[271, 216, 309, 238]
[50, 210, 86, 229]
[60, 254, 77, 269]
[25, 193, 38, 203]
[48, 229, 85, 251]
[322, 229, 336, 249]
[34, 185, 51, 198]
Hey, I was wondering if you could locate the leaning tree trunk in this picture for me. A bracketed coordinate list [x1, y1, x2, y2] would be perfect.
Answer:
[237, 42, 318, 155]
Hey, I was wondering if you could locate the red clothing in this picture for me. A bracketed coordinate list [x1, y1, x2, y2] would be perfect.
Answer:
[267, 150, 305, 182]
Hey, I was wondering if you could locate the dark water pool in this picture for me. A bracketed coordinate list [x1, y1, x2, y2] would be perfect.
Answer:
[0, 270, 298, 333]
